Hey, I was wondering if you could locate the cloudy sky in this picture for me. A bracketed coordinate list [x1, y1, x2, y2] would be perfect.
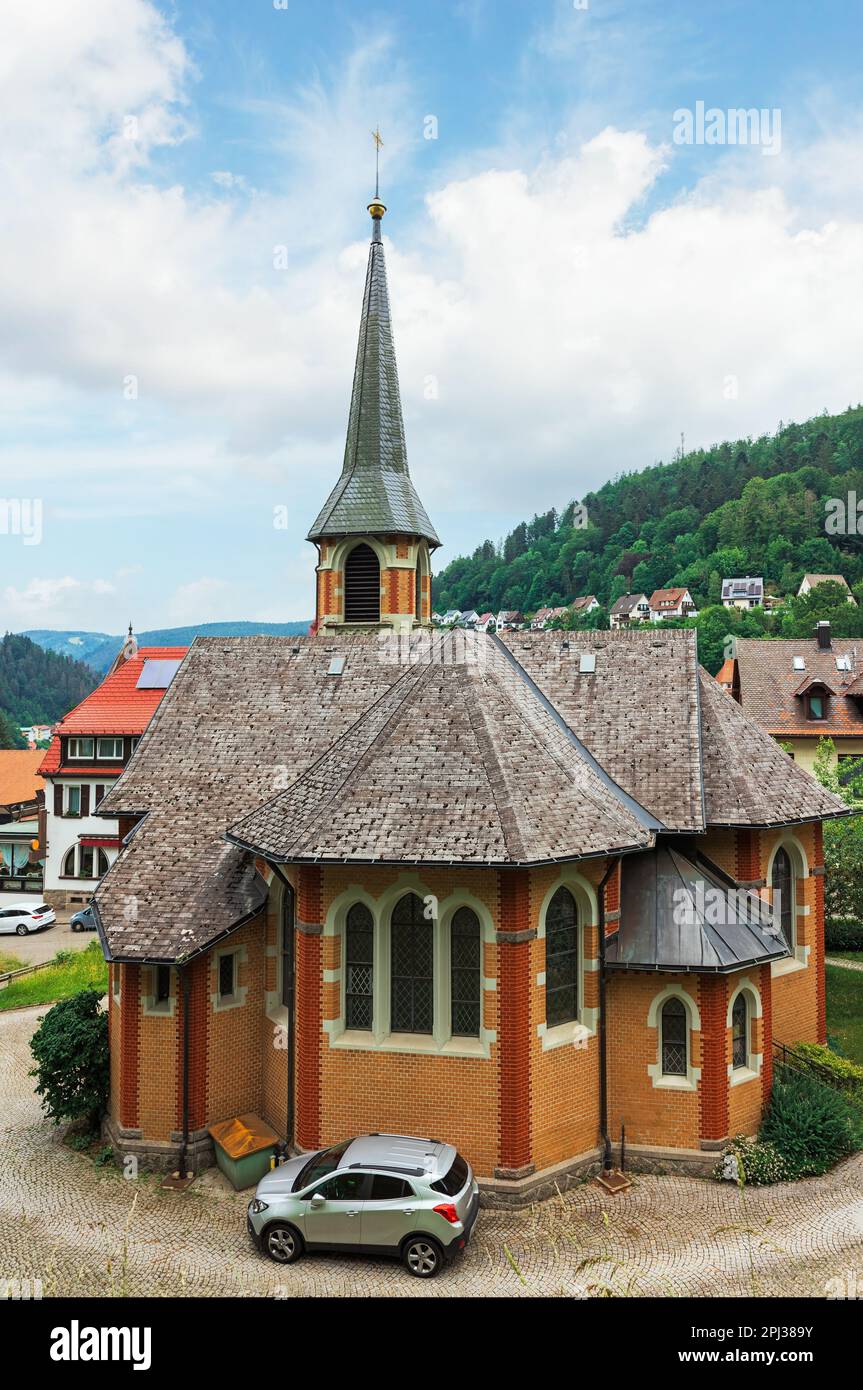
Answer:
[1, 0, 862, 632]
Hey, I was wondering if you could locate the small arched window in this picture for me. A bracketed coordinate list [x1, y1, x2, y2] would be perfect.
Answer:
[661, 997, 688, 1076]
[771, 847, 795, 949]
[545, 886, 578, 1028]
[414, 564, 422, 622]
[391, 893, 433, 1033]
[344, 543, 381, 623]
[97, 848, 110, 876]
[62, 846, 76, 877]
[450, 906, 481, 1037]
[731, 992, 748, 1070]
[345, 902, 374, 1030]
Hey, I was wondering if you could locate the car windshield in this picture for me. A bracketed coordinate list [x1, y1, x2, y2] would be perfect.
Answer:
[293, 1141, 351, 1191]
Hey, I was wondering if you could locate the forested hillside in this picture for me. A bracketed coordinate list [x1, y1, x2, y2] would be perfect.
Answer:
[432, 407, 863, 633]
[24, 620, 311, 673]
[0, 633, 97, 730]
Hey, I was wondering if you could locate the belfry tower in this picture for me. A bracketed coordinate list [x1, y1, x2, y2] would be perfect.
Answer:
[307, 182, 440, 634]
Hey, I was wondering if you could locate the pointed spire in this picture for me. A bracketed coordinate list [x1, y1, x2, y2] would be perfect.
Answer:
[307, 183, 440, 547]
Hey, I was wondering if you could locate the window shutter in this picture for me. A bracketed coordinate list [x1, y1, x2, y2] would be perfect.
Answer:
[53, 785, 63, 817]
[95, 784, 105, 808]
[81, 785, 91, 816]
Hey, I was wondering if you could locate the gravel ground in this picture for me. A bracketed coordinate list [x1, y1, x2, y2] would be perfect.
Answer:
[2, 1006, 862, 1299]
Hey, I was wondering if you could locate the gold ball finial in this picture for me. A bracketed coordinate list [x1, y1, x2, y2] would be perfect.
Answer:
[367, 198, 386, 220]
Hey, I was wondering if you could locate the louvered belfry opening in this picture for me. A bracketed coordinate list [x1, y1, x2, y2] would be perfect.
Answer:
[344, 542, 381, 623]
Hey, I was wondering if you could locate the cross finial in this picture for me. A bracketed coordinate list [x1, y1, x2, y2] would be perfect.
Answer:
[371, 125, 384, 198]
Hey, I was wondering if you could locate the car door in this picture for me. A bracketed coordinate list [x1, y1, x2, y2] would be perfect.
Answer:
[0, 909, 21, 935]
[361, 1174, 418, 1251]
[302, 1170, 369, 1249]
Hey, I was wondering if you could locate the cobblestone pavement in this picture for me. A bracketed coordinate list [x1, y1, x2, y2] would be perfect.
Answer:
[2, 1007, 862, 1299]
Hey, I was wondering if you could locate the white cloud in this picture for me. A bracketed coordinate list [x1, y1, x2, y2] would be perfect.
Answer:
[2, 575, 116, 627]
[2, 0, 863, 627]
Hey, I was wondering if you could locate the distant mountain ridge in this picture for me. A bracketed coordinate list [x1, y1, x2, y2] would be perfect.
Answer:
[22, 621, 312, 674]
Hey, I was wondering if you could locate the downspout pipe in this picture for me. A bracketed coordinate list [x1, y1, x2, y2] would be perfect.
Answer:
[597, 856, 621, 1174]
[269, 863, 296, 1151]
[179, 964, 191, 1180]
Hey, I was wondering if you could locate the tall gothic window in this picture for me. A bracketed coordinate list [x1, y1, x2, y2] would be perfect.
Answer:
[345, 903, 374, 1030]
[545, 886, 579, 1027]
[732, 993, 748, 1070]
[771, 847, 795, 949]
[414, 563, 422, 621]
[391, 893, 433, 1033]
[344, 543, 381, 623]
[450, 907, 481, 1037]
[661, 997, 688, 1076]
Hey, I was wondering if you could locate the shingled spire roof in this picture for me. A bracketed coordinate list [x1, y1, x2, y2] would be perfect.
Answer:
[307, 199, 440, 547]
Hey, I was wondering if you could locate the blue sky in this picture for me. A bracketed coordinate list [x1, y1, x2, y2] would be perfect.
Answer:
[1, 0, 862, 632]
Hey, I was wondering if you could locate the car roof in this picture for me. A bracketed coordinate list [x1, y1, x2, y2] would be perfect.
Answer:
[341, 1133, 455, 1178]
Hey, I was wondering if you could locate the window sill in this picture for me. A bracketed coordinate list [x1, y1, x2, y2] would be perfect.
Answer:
[729, 1061, 761, 1087]
[771, 954, 806, 979]
[647, 1063, 701, 1092]
[538, 1018, 594, 1053]
[328, 1028, 492, 1059]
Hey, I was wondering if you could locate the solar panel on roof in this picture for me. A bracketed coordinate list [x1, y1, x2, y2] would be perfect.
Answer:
[136, 659, 182, 689]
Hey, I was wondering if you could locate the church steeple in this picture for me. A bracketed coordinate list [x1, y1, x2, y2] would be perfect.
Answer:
[308, 167, 439, 635]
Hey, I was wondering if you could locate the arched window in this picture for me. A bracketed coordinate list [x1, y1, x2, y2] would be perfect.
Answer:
[450, 906, 481, 1037]
[391, 893, 433, 1033]
[62, 846, 76, 877]
[97, 848, 110, 876]
[414, 563, 422, 622]
[771, 847, 795, 949]
[344, 543, 380, 623]
[731, 992, 748, 1070]
[545, 886, 579, 1027]
[661, 997, 688, 1076]
[345, 902, 374, 1030]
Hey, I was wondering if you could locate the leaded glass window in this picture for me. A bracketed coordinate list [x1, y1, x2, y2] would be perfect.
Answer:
[451, 907, 481, 1037]
[771, 847, 795, 949]
[391, 893, 433, 1033]
[661, 997, 687, 1076]
[345, 902, 373, 1030]
[732, 993, 748, 1070]
[545, 886, 578, 1027]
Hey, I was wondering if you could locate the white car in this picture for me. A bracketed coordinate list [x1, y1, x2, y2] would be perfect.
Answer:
[0, 903, 56, 936]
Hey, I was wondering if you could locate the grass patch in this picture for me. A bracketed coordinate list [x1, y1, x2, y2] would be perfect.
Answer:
[826, 963, 863, 1065]
[0, 941, 107, 1012]
[826, 951, 863, 963]
[0, 949, 25, 974]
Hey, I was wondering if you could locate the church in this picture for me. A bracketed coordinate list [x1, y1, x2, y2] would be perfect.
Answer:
[92, 190, 847, 1201]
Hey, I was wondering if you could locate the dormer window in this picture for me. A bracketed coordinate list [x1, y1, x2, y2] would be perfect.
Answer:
[97, 737, 124, 759]
[807, 693, 827, 721]
[67, 737, 94, 759]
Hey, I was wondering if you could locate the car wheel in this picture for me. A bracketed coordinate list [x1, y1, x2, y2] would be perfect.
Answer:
[402, 1235, 443, 1278]
[71, 921, 80, 932]
[263, 1223, 303, 1264]
[16, 924, 28, 936]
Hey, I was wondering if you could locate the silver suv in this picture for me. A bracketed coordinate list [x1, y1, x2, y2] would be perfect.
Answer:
[247, 1133, 479, 1278]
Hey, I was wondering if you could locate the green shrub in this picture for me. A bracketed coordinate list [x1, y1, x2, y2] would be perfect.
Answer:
[791, 1043, 863, 1102]
[825, 918, 863, 951]
[760, 1065, 863, 1178]
[29, 989, 109, 1126]
[713, 1135, 790, 1186]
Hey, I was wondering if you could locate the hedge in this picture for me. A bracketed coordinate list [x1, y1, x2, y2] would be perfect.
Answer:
[825, 918, 863, 952]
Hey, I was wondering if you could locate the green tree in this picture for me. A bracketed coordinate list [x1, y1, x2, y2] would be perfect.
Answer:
[0, 707, 26, 748]
[29, 990, 109, 1126]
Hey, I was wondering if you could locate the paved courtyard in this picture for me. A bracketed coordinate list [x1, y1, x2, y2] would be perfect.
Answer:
[2, 1006, 862, 1299]
[0, 918, 94, 969]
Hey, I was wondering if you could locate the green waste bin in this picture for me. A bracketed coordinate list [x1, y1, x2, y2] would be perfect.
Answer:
[209, 1113, 280, 1191]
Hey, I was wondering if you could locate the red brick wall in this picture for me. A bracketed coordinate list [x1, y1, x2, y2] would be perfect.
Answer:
[498, 868, 532, 1172]
[813, 823, 827, 1044]
[296, 866, 323, 1150]
[698, 974, 729, 1142]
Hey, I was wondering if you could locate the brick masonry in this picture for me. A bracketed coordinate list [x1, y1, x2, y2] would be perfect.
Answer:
[107, 824, 828, 1182]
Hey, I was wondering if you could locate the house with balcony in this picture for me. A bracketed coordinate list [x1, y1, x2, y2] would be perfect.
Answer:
[609, 593, 650, 629]
[649, 587, 698, 622]
[0, 749, 45, 896]
[38, 635, 186, 909]
[722, 577, 764, 610]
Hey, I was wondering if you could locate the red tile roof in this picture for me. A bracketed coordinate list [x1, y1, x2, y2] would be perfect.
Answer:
[0, 749, 45, 806]
[735, 636, 863, 738]
[38, 647, 187, 776]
